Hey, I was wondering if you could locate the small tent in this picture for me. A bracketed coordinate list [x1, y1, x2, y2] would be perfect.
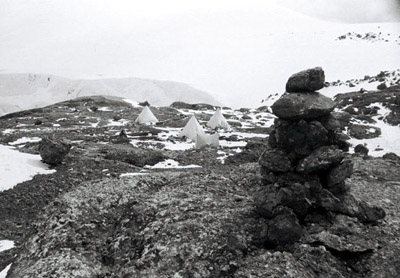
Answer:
[135, 106, 158, 124]
[207, 108, 230, 129]
[195, 133, 219, 149]
[178, 115, 205, 141]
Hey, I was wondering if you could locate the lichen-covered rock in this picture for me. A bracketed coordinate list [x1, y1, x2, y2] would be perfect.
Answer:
[259, 148, 292, 172]
[271, 92, 336, 120]
[104, 144, 166, 167]
[285, 67, 325, 93]
[9, 171, 258, 277]
[296, 146, 345, 173]
[39, 137, 71, 165]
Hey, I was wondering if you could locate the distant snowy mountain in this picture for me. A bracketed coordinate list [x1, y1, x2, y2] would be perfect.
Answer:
[0, 73, 221, 115]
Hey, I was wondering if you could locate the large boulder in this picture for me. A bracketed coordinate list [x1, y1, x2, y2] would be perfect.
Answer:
[271, 92, 336, 121]
[39, 137, 71, 165]
[296, 146, 345, 173]
[285, 67, 325, 92]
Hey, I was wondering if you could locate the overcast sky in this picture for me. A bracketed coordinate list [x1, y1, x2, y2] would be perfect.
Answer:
[0, 0, 399, 107]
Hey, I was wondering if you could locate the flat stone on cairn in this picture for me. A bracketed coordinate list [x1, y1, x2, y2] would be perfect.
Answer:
[255, 67, 385, 247]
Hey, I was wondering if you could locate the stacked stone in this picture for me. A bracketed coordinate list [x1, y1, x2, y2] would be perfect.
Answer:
[255, 67, 385, 247]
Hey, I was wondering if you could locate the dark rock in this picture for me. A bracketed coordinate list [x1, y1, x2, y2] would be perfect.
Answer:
[39, 137, 71, 165]
[170, 101, 215, 110]
[348, 124, 381, 139]
[325, 160, 354, 188]
[111, 130, 130, 144]
[358, 201, 386, 223]
[34, 119, 43, 125]
[328, 131, 351, 152]
[254, 186, 282, 219]
[309, 230, 374, 255]
[113, 114, 122, 121]
[296, 146, 345, 173]
[241, 114, 252, 120]
[382, 152, 400, 161]
[259, 149, 292, 172]
[90, 105, 98, 112]
[377, 82, 387, 90]
[139, 101, 150, 107]
[277, 183, 313, 216]
[266, 207, 302, 246]
[256, 105, 270, 112]
[319, 112, 351, 131]
[273, 119, 329, 156]
[271, 92, 336, 121]
[286, 67, 325, 92]
[317, 189, 342, 212]
[326, 182, 350, 196]
[354, 144, 369, 156]
[334, 194, 385, 223]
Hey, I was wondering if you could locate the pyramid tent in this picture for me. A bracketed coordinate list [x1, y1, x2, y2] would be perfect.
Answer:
[207, 108, 230, 129]
[178, 115, 205, 141]
[195, 133, 219, 149]
[135, 106, 159, 124]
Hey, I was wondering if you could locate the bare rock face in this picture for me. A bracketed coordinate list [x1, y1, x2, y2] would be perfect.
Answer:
[39, 137, 71, 165]
[271, 92, 336, 121]
[285, 67, 325, 93]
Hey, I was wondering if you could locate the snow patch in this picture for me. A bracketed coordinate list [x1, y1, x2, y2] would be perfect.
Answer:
[0, 264, 12, 278]
[348, 103, 400, 157]
[144, 159, 201, 169]
[0, 145, 56, 191]
[8, 137, 41, 145]
[0, 240, 14, 252]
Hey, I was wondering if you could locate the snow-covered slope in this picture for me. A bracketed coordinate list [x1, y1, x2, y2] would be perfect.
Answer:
[0, 73, 221, 114]
[0, 1, 399, 107]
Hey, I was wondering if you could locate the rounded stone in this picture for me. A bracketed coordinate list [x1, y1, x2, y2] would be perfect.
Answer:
[285, 67, 325, 93]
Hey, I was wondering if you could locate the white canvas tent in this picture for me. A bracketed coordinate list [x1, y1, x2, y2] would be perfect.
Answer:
[135, 106, 159, 124]
[195, 133, 219, 149]
[178, 115, 205, 141]
[207, 108, 230, 129]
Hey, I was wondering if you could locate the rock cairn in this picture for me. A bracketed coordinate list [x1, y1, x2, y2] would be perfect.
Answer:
[255, 67, 385, 247]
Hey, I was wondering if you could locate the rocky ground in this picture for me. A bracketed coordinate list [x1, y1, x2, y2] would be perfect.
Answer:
[0, 88, 399, 277]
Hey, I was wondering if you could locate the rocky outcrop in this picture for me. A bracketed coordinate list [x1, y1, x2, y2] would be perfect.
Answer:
[256, 67, 385, 247]
[39, 137, 71, 165]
